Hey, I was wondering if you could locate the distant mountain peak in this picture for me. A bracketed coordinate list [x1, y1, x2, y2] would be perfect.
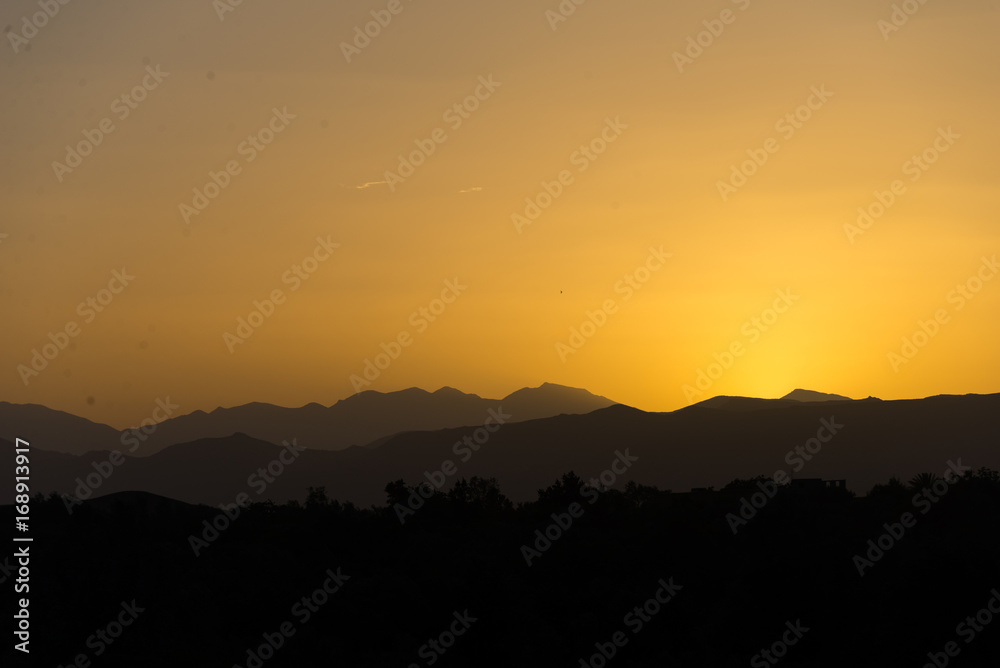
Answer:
[432, 386, 473, 396]
[498, 383, 616, 421]
[781, 389, 853, 402]
[504, 382, 602, 397]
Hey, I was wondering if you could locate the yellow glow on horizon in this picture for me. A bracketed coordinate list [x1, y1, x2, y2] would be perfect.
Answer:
[1, 0, 998, 427]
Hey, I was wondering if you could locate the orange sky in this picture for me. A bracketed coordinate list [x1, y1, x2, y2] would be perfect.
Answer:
[2, 0, 998, 429]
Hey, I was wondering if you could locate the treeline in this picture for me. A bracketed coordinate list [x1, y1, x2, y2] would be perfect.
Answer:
[8, 468, 1000, 667]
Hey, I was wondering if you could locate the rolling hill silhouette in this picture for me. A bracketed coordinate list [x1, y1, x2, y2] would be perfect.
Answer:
[0, 402, 121, 456]
[781, 388, 853, 402]
[686, 388, 854, 411]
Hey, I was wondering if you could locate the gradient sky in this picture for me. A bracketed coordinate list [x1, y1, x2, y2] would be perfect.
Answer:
[2, 0, 998, 429]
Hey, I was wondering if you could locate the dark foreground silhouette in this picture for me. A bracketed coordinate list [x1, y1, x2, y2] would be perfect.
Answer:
[5, 469, 1000, 667]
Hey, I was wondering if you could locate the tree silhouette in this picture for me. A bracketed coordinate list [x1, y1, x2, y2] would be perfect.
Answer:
[908, 472, 940, 491]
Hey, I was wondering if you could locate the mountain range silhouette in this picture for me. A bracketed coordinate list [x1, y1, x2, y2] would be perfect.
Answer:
[4, 386, 997, 506]
[0, 382, 614, 455]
